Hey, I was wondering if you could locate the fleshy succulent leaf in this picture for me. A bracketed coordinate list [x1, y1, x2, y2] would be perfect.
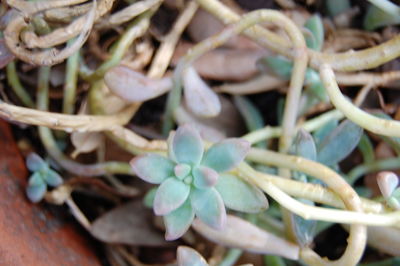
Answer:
[44, 169, 63, 187]
[130, 154, 175, 184]
[183, 66, 221, 117]
[164, 200, 195, 241]
[26, 153, 46, 172]
[28, 172, 44, 186]
[313, 119, 339, 146]
[317, 120, 363, 165]
[292, 200, 317, 246]
[364, 4, 400, 31]
[192, 166, 219, 188]
[174, 164, 192, 180]
[191, 187, 226, 230]
[215, 174, 268, 213]
[202, 139, 250, 173]
[292, 129, 317, 161]
[304, 15, 324, 51]
[154, 178, 190, 216]
[172, 124, 204, 165]
[177, 246, 208, 266]
[143, 187, 158, 208]
[377, 172, 399, 198]
[104, 65, 172, 102]
[26, 183, 47, 203]
[26, 172, 47, 203]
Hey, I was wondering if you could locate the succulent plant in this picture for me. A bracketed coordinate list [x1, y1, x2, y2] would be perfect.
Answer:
[25, 153, 63, 203]
[130, 124, 268, 240]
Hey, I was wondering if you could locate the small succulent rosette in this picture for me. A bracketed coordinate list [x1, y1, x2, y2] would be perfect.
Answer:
[130, 124, 268, 240]
[25, 153, 63, 203]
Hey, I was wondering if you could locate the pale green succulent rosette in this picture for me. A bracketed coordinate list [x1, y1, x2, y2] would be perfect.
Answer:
[130, 124, 268, 240]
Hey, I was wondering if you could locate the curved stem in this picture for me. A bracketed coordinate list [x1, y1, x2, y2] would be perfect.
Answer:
[86, 9, 154, 81]
[347, 157, 400, 185]
[36, 66, 133, 177]
[163, 8, 307, 134]
[6, 61, 35, 108]
[246, 148, 367, 266]
[196, 0, 400, 72]
[63, 40, 80, 114]
[148, 0, 198, 78]
[320, 64, 400, 137]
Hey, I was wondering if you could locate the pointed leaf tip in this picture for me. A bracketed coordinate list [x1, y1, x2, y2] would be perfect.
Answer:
[154, 178, 190, 216]
[164, 200, 195, 241]
[191, 188, 226, 230]
[44, 169, 63, 187]
[172, 124, 204, 165]
[202, 139, 250, 173]
[26, 152, 46, 172]
[183, 66, 221, 117]
[105, 66, 172, 102]
[27, 173, 47, 203]
[177, 246, 208, 266]
[317, 120, 363, 165]
[293, 129, 317, 161]
[377, 171, 399, 198]
[193, 166, 219, 188]
[130, 154, 175, 184]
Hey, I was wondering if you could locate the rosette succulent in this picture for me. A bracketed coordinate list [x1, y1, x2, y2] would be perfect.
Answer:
[130, 124, 268, 240]
[25, 153, 63, 203]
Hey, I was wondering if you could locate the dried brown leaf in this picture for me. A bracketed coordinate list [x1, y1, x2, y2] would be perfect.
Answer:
[91, 201, 171, 246]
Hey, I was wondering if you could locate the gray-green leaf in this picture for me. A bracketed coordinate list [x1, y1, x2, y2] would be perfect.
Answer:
[304, 15, 324, 51]
[164, 200, 195, 241]
[201, 139, 250, 173]
[292, 129, 317, 161]
[317, 120, 363, 165]
[215, 174, 268, 213]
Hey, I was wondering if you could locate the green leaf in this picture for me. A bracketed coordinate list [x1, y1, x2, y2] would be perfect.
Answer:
[44, 169, 63, 187]
[304, 15, 324, 51]
[317, 120, 363, 165]
[258, 56, 292, 79]
[143, 187, 158, 208]
[364, 4, 400, 31]
[191, 187, 226, 230]
[177, 246, 208, 266]
[233, 95, 266, 149]
[307, 80, 329, 102]
[358, 134, 375, 164]
[164, 200, 195, 241]
[130, 154, 175, 184]
[292, 200, 317, 246]
[292, 129, 317, 161]
[192, 166, 219, 188]
[215, 174, 268, 213]
[26, 153, 46, 172]
[313, 119, 339, 146]
[326, 0, 351, 17]
[172, 124, 204, 165]
[202, 139, 250, 173]
[154, 178, 190, 216]
[26, 172, 47, 203]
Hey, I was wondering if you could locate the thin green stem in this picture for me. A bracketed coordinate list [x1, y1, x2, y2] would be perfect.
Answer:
[63, 39, 80, 114]
[218, 249, 242, 266]
[36, 67, 133, 177]
[86, 9, 154, 81]
[196, 0, 400, 72]
[162, 9, 308, 135]
[6, 61, 35, 108]
[347, 157, 400, 185]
